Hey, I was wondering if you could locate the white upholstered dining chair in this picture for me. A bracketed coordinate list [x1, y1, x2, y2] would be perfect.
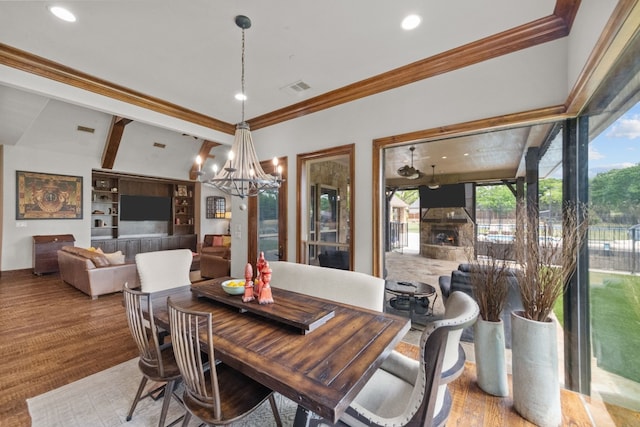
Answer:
[339, 291, 479, 427]
[135, 248, 193, 293]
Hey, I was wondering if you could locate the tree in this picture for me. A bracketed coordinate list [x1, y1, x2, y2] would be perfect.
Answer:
[476, 185, 515, 219]
[590, 164, 640, 224]
[396, 189, 419, 206]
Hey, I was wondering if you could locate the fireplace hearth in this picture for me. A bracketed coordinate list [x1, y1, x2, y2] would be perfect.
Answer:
[420, 207, 474, 262]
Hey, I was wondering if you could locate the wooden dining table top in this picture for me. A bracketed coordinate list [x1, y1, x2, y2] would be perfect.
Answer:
[151, 278, 411, 423]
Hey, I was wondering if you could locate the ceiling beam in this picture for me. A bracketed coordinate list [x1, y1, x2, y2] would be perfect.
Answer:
[247, 1, 580, 130]
[0, 1, 580, 135]
[0, 43, 236, 135]
[101, 116, 132, 169]
[189, 140, 221, 180]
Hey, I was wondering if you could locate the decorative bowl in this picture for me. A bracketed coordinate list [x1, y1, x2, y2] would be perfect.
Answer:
[221, 279, 245, 295]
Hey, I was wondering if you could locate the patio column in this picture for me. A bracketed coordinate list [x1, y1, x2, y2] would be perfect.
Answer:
[562, 117, 591, 395]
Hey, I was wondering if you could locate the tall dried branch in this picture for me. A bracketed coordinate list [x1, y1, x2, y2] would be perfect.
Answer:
[468, 244, 510, 322]
[514, 202, 588, 322]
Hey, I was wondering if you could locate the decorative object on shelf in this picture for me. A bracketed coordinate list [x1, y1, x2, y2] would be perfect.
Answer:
[396, 146, 421, 179]
[427, 165, 440, 189]
[242, 263, 255, 302]
[176, 185, 188, 197]
[511, 202, 587, 427]
[195, 15, 282, 199]
[16, 170, 83, 219]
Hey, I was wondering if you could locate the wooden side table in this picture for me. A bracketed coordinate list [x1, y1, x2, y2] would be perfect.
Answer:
[32, 234, 75, 275]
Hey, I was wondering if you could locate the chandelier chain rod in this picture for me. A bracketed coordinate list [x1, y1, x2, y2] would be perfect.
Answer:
[241, 27, 246, 124]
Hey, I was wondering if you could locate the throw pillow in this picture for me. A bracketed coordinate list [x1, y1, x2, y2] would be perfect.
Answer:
[222, 235, 232, 247]
[104, 250, 125, 265]
[213, 235, 224, 246]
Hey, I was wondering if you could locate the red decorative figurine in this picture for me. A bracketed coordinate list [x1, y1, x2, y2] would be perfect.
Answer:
[242, 263, 255, 302]
[254, 251, 267, 298]
[258, 261, 274, 304]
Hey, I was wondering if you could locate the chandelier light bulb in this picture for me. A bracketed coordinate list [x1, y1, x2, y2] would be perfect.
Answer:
[212, 164, 219, 174]
[195, 155, 202, 171]
[228, 150, 235, 161]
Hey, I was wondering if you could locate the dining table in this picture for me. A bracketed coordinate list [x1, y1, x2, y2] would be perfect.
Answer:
[150, 277, 411, 426]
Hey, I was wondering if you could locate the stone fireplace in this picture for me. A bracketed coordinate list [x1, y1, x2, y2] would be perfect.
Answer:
[421, 207, 474, 262]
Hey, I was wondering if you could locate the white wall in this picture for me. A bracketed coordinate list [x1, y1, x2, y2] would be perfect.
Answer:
[249, 41, 568, 274]
[3, 145, 95, 270]
[1, 134, 200, 271]
[1, 3, 614, 274]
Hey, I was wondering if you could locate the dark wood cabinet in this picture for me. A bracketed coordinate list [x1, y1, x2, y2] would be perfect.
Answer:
[117, 239, 141, 263]
[140, 237, 162, 253]
[90, 234, 196, 261]
[91, 239, 117, 253]
[33, 234, 75, 275]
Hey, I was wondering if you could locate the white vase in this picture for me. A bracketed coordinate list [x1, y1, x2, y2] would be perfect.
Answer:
[511, 311, 562, 427]
[474, 318, 509, 397]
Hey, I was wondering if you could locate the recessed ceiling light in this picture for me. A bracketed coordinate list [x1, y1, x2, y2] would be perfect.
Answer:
[464, 153, 469, 156]
[401, 14, 421, 30]
[442, 156, 447, 159]
[48, 6, 76, 22]
[235, 93, 247, 101]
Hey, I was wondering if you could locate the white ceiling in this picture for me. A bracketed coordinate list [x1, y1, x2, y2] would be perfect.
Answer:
[0, 0, 591, 183]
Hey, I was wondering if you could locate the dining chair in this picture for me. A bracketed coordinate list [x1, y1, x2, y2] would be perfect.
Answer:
[167, 297, 283, 426]
[123, 283, 183, 427]
[339, 291, 479, 427]
[135, 249, 193, 293]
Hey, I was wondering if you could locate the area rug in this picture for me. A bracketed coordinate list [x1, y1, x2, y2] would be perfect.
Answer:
[27, 358, 298, 426]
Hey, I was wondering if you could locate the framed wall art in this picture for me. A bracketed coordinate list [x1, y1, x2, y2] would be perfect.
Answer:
[16, 170, 83, 219]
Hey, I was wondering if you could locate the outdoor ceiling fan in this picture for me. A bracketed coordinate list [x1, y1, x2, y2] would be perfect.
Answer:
[428, 165, 440, 189]
[397, 146, 421, 180]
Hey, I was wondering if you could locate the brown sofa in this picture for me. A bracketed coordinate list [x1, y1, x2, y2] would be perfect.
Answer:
[200, 234, 231, 279]
[57, 246, 139, 299]
[200, 250, 231, 279]
[201, 234, 231, 257]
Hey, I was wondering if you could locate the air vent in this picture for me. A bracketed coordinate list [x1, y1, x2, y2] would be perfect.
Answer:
[76, 125, 95, 133]
[153, 142, 166, 149]
[281, 80, 312, 96]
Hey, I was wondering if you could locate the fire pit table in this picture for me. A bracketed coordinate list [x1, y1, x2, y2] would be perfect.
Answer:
[385, 280, 437, 324]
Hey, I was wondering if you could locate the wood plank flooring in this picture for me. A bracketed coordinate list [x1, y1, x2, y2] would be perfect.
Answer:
[0, 270, 137, 426]
[1, 269, 637, 426]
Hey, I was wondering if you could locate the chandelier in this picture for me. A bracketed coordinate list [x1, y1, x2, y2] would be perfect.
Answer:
[198, 15, 282, 198]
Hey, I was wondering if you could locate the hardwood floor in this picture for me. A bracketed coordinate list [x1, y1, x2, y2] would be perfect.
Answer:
[1, 269, 637, 426]
[0, 270, 137, 426]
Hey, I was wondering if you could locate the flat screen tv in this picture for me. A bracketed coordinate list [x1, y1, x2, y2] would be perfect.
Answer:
[419, 183, 474, 209]
[120, 195, 172, 221]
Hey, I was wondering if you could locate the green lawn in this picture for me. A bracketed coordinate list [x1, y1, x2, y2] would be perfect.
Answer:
[554, 272, 640, 383]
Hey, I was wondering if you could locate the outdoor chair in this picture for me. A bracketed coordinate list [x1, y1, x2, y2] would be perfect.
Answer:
[123, 283, 183, 427]
[167, 297, 282, 426]
[339, 291, 479, 427]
